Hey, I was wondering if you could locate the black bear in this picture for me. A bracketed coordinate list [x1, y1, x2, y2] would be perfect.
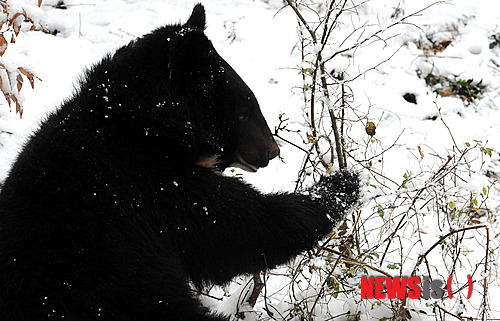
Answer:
[0, 4, 359, 321]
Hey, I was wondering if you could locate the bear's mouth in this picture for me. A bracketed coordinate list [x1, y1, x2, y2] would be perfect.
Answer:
[233, 154, 259, 172]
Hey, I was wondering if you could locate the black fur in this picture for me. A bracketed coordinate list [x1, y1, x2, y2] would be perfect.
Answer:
[0, 4, 359, 321]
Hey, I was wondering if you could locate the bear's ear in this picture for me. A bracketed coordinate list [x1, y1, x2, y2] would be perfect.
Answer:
[169, 29, 211, 81]
[185, 3, 206, 30]
[169, 4, 210, 81]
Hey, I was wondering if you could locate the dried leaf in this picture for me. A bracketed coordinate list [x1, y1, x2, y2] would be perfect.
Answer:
[16, 100, 22, 115]
[18, 67, 30, 77]
[9, 13, 23, 25]
[28, 75, 35, 88]
[11, 13, 25, 36]
[11, 95, 22, 115]
[417, 145, 424, 159]
[4, 69, 12, 87]
[17, 74, 23, 92]
[3, 92, 11, 106]
[437, 89, 453, 97]
[38, 0, 43, 7]
[18, 67, 38, 88]
[434, 40, 452, 53]
[365, 121, 376, 136]
[9, 13, 24, 26]
[306, 132, 316, 143]
[0, 34, 8, 56]
[13, 23, 21, 37]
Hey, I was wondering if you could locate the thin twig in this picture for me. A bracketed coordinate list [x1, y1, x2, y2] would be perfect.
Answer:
[412, 225, 488, 273]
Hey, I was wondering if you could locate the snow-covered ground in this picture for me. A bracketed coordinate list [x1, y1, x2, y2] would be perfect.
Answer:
[1, 0, 500, 320]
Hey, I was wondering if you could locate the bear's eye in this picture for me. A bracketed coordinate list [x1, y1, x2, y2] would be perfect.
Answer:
[238, 113, 249, 122]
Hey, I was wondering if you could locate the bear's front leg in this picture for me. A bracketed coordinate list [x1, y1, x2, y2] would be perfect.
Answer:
[168, 168, 359, 286]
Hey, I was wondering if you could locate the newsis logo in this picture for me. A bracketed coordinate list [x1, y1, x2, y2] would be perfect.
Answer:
[360, 275, 473, 300]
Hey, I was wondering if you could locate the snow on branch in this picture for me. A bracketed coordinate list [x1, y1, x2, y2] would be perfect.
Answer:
[0, 0, 44, 116]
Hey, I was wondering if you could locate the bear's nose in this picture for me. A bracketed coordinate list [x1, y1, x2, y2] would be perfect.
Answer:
[268, 148, 280, 160]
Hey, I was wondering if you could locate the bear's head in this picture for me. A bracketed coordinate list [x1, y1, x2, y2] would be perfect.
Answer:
[166, 4, 280, 172]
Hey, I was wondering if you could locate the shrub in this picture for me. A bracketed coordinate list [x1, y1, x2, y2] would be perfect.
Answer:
[0, 0, 44, 116]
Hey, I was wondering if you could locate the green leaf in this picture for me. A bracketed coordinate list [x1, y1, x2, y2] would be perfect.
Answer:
[377, 205, 384, 217]
[480, 147, 493, 157]
[332, 283, 340, 298]
[401, 172, 409, 189]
